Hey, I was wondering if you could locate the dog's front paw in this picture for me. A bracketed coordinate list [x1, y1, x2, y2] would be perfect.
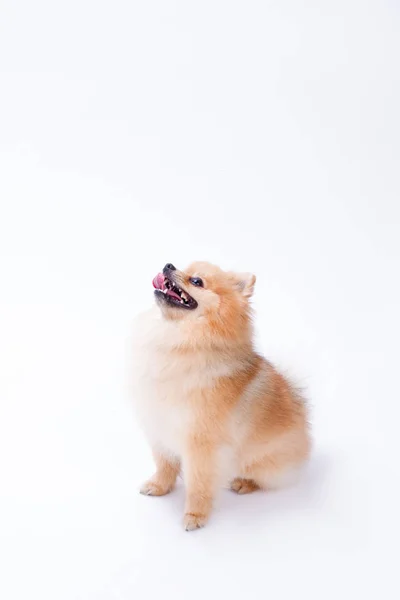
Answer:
[183, 512, 208, 531]
[140, 480, 171, 496]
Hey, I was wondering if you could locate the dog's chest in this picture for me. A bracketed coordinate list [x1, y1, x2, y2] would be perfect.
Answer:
[131, 310, 234, 458]
[137, 383, 191, 456]
[133, 342, 196, 456]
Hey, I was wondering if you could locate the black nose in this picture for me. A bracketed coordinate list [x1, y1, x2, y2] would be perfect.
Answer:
[164, 263, 176, 271]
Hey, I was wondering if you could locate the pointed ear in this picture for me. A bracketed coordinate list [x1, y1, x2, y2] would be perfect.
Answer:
[234, 273, 256, 298]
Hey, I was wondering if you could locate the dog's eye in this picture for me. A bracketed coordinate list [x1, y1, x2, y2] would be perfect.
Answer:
[190, 277, 204, 287]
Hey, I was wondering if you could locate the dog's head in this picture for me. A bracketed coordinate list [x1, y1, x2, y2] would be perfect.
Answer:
[152, 262, 256, 340]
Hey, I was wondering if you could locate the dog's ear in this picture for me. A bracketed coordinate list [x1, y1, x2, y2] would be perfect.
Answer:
[234, 273, 256, 298]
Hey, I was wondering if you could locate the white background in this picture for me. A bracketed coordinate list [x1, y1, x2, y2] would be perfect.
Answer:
[1, 1, 399, 598]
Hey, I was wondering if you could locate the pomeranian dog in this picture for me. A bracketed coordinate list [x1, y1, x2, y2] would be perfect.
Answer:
[131, 262, 311, 531]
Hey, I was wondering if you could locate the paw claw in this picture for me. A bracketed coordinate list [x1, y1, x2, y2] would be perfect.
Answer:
[140, 481, 170, 496]
[183, 513, 207, 531]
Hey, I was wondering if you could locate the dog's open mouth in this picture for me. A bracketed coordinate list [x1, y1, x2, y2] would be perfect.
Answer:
[152, 273, 198, 310]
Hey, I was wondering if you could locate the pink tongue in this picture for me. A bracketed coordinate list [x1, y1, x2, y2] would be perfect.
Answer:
[152, 272, 182, 301]
[166, 289, 181, 300]
[152, 273, 165, 290]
